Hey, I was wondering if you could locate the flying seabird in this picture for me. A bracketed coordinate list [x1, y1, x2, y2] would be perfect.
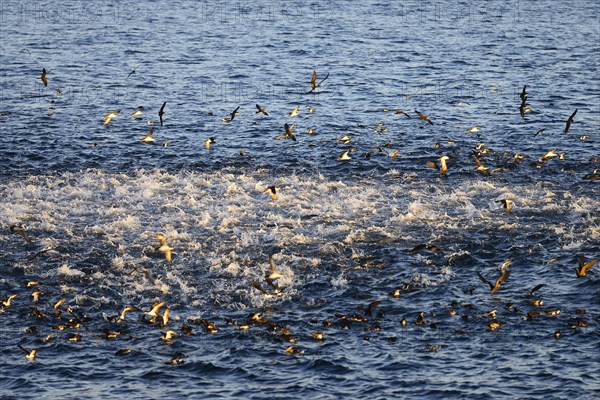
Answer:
[495, 199, 513, 214]
[564, 109, 577, 134]
[275, 123, 296, 141]
[476, 269, 510, 294]
[140, 130, 155, 143]
[338, 150, 352, 160]
[426, 156, 450, 175]
[130, 106, 144, 118]
[155, 234, 173, 262]
[103, 109, 121, 126]
[307, 71, 330, 94]
[267, 254, 283, 280]
[158, 102, 166, 126]
[126, 65, 140, 79]
[415, 110, 433, 125]
[17, 344, 37, 361]
[288, 105, 300, 117]
[204, 137, 216, 151]
[575, 255, 596, 277]
[264, 186, 277, 200]
[256, 104, 269, 116]
[40, 68, 48, 87]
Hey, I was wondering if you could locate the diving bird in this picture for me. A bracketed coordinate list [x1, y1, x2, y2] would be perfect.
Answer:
[256, 104, 269, 116]
[495, 199, 513, 214]
[103, 109, 121, 126]
[140, 130, 155, 143]
[17, 344, 37, 361]
[564, 109, 577, 134]
[575, 255, 596, 277]
[40, 68, 48, 87]
[155, 234, 173, 262]
[426, 156, 450, 175]
[264, 186, 277, 200]
[415, 110, 433, 125]
[476, 269, 510, 294]
[158, 102, 166, 126]
[204, 137, 216, 151]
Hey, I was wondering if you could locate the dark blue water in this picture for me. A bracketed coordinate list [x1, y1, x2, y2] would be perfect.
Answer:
[1, 1, 599, 398]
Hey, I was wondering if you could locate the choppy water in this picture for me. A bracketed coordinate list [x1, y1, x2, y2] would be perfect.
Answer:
[1, 1, 599, 399]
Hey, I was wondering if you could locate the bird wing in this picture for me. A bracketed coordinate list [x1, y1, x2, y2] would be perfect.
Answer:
[492, 270, 510, 293]
[476, 271, 494, 291]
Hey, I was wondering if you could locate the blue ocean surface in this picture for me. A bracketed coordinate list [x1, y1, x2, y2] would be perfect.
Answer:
[0, 1, 599, 398]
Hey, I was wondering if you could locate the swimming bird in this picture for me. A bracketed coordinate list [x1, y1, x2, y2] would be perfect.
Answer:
[267, 254, 283, 280]
[416, 312, 426, 325]
[17, 344, 37, 361]
[158, 102, 166, 126]
[165, 352, 185, 365]
[204, 137, 216, 151]
[155, 234, 173, 262]
[575, 255, 596, 277]
[477, 269, 510, 294]
[130, 106, 144, 118]
[264, 186, 277, 200]
[256, 104, 269, 116]
[40, 68, 47, 87]
[312, 331, 325, 341]
[288, 105, 300, 117]
[495, 199, 513, 214]
[140, 130, 155, 143]
[338, 150, 352, 160]
[426, 156, 450, 175]
[103, 109, 121, 126]
[415, 110, 433, 125]
[564, 109, 577, 133]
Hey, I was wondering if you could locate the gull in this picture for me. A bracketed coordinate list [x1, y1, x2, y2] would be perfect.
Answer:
[307, 71, 330, 94]
[264, 186, 277, 200]
[575, 255, 596, 277]
[155, 234, 173, 262]
[495, 199, 513, 214]
[103, 109, 121, 126]
[426, 155, 450, 175]
[476, 269, 510, 294]
[564, 109, 577, 134]
[130, 106, 144, 118]
[415, 110, 433, 125]
[338, 150, 352, 160]
[40, 68, 48, 87]
[204, 137, 216, 151]
[267, 254, 283, 280]
[17, 344, 37, 361]
[158, 102, 167, 126]
[140, 130, 155, 143]
[256, 104, 269, 116]
[288, 105, 300, 117]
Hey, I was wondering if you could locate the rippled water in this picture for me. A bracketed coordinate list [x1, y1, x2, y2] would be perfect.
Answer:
[1, 1, 599, 399]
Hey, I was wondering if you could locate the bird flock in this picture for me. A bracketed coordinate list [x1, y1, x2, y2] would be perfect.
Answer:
[1, 66, 598, 365]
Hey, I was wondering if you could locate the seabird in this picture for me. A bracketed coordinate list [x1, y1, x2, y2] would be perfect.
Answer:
[264, 186, 277, 200]
[534, 128, 547, 137]
[103, 109, 121, 126]
[408, 243, 441, 254]
[17, 344, 37, 361]
[288, 105, 300, 117]
[575, 255, 596, 277]
[426, 156, 450, 175]
[267, 254, 283, 280]
[275, 123, 296, 141]
[40, 68, 48, 87]
[495, 199, 513, 214]
[307, 71, 330, 94]
[145, 301, 166, 322]
[1, 294, 17, 310]
[158, 102, 166, 126]
[520, 85, 528, 102]
[160, 330, 178, 341]
[564, 109, 577, 134]
[415, 110, 433, 125]
[338, 150, 352, 160]
[466, 126, 481, 133]
[155, 234, 173, 262]
[117, 306, 137, 322]
[9, 224, 32, 243]
[256, 104, 269, 116]
[476, 269, 510, 294]
[204, 137, 216, 151]
[130, 106, 144, 118]
[126, 65, 140, 79]
[140, 130, 155, 143]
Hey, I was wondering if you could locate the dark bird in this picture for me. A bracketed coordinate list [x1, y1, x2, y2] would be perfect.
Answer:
[495, 199, 513, 214]
[528, 284, 545, 296]
[534, 128, 547, 137]
[256, 104, 269, 116]
[307, 71, 330, 94]
[126, 65, 140, 79]
[408, 243, 441, 254]
[40, 68, 48, 87]
[158, 102, 166, 126]
[415, 110, 433, 125]
[575, 255, 596, 277]
[520, 85, 528, 102]
[477, 269, 510, 294]
[230, 106, 240, 121]
[564, 109, 577, 134]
